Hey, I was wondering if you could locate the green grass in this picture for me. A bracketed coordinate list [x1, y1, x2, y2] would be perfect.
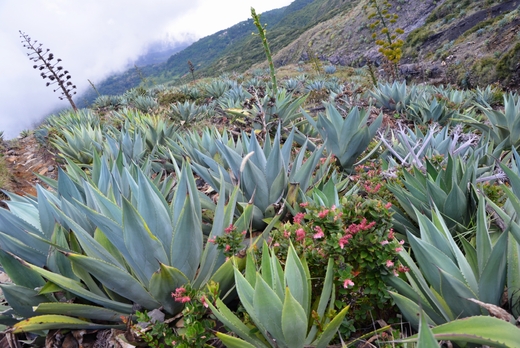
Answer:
[0, 155, 12, 192]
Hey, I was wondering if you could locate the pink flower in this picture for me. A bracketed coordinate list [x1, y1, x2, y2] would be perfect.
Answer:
[283, 229, 291, 238]
[200, 296, 209, 308]
[395, 247, 403, 253]
[296, 228, 306, 242]
[241, 230, 247, 235]
[359, 218, 376, 230]
[388, 229, 395, 239]
[385, 202, 392, 209]
[339, 234, 352, 249]
[224, 224, 234, 234]
[386, 260, 394, 268]
[175, 296, 191, 303]
[225, 245, 231, 252]
[318, 209, 330, 218]
[343, 279, 355, 288]
[313, 226, 324, 239]
[380, 240, 389, 245]
[346, 219, 376, 234]
[293, 212, 305, 224]
[346, 223, 361, 234]
[398, 265, 410, 273]
[299, 202, 309, 207]
[399, 240, 405, 245]
[172, 287, 186, 298]
[208, 237, 216, 244]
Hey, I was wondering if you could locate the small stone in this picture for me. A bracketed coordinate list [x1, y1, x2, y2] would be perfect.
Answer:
[47, 165, 55, 172]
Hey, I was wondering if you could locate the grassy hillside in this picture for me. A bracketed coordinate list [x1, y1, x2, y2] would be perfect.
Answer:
[80, 0, 520, 109]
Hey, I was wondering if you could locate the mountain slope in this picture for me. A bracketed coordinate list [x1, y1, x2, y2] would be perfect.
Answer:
[81, 0, 520, 107]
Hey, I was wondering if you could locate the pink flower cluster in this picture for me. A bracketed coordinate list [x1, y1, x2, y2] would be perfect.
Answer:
[364, 182, 381, 194]
[172, 287, 191, 303]
[293, 212, 305, 224]
[317, 209, 329, 218]
[313, 226, 324, 239]
[343, 278, 355, 288]
[296, 228, 306, 242]
[338, 218, 377, 249]
[338, 234, 353, 249]
[345, 218, 376, 234]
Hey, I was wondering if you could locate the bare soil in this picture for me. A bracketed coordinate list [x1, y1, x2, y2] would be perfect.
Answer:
[2, 135, 58, 198]
[420, 0, 519, 52]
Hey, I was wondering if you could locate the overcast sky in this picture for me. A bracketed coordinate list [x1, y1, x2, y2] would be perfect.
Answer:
[0, 0, 293, 139]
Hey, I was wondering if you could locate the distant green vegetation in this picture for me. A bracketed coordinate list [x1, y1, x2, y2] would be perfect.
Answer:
[79, 0, 353, 107]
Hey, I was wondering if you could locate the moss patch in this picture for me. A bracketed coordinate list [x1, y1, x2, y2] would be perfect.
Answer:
[496, 42, 520, 85]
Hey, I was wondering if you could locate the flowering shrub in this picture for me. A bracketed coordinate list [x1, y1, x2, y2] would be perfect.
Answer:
[135, 282, 219, 348]
[170, 282, 219, 347]
[349, 161, 396, 203]
[210, 224, 247, 258]
[270, 194, 407, 335]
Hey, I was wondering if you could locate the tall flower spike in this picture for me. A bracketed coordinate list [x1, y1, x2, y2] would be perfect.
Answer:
[19, 30, 78, 111]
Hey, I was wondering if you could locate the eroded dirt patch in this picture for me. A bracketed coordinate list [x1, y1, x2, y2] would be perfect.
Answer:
[2, 135, 58, 197]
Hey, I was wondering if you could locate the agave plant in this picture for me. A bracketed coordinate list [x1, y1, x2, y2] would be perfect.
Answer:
[44, 109, 100, 130]
[387, 154, 481, 235]
[204, 79, 231, 99]
[304, 103, 383, 173]
[324, 65, 337, 74]
[379, 124, 480, 170]
[485, 159, 520, 319]
[432, 85, 474, 109]
[474, 85, 503, 107]
[50, 123, 104, 165]
[386, 200, 508, 327]
[164, 127, 235, 167]
[458, 93, 520, 149]
[400, 308, 520, 347]
[111, 109, 178, 149]
[283, 79, 302, 93]
[369, 81, 421, 113]
[189, 126, 327, 228]
[218, 85, 252, 109]
[407, 96, 457, 126]
[169, 100, 208, 123]
[225, 87, 308, 134]
[0, 160, 243, 332]
[92, 94, 125, 110]
[209, 243, 349, 348]
[130, 95, 159, 113]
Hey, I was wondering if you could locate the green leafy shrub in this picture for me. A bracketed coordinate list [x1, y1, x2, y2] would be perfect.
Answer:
[135, 282, 219, 348]
[270, 194, 406, 335]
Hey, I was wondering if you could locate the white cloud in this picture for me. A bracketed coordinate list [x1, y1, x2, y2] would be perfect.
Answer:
[0, 0, 292, 139]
